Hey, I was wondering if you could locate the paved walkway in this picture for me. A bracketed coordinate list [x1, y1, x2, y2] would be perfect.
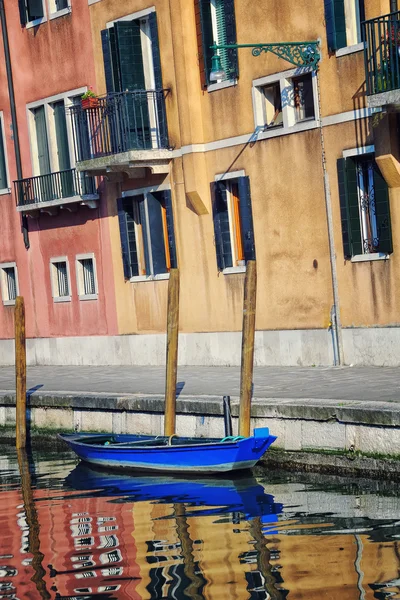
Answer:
[0, 365, 400, 403]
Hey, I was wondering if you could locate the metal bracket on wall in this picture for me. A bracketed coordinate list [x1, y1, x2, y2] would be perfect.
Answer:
[211, 41, 321, 69]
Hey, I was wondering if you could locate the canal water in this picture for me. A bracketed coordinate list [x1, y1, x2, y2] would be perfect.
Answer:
[0, 447, 398, 599]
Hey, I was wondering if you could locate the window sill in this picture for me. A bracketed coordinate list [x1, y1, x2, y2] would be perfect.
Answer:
[129, 273, 170, 283]
[78, 294, 98, 301]
[336, 42, 365, 58]
[223, 266, 246, 275]
[53, 296, 72, 302]
[351, 252, 390, 263]
[0, 188, 11, 196]
[258, 119, 319, 142]
[2, 299, 16, 306]
[207, 79, 237, 93]
[26, 16, 47, 29]
[88, 0, 102, 4]
[49, 7, 71, 20]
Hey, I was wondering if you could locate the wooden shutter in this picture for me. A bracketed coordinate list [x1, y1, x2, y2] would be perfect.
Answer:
[211, 182, 233, 271]
[162, 190, 177, 269]
[324, 0, 347, 52]
[139, 199, 150, 275]
[117, 199, 135, 279]
[149, 12, 163, 90]
[373, 161, 393, 254]
[337, 158, 362, 258]
[0, 123, 8, 190]
[147, 193, 167, 275]
[34, 106, 51, 175]
[115, 20, 145, 91]
[101, 29, 116, 94]
[198, 0, 214, 87]
[53, 102, 71, 171]
[26, 0, 44, 21]
[222, 0, 238, 79]
[18, 0, 27, 26]
[238, 176, 256, 261]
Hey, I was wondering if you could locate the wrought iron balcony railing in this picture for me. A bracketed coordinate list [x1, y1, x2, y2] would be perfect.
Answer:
[69, 90, 170, 162]
[14, 168, 97, 208]
[363, 10, 400, 96]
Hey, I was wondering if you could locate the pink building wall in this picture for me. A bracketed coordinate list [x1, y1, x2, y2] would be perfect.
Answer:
[0, 0, 118, 340]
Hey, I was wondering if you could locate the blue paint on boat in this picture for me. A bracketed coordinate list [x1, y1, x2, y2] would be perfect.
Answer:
[59, 427, 276, 474]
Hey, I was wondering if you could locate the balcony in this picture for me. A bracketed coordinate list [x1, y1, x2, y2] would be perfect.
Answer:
[69, 90, 172, 180]
[364, 10, 400, 108]
[14, 168, 99, 216]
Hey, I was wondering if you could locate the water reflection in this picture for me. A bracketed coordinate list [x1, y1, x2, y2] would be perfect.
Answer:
[0, 448, 399, 599]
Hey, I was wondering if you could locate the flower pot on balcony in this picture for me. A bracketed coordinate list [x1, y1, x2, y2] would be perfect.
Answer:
[81, 97, 99, 110]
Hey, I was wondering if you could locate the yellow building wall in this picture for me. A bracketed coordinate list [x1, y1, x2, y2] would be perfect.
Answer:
[88, 0, 400, 336]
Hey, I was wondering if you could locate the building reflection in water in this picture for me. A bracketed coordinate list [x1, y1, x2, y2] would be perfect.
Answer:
[0, 456, 399, 600]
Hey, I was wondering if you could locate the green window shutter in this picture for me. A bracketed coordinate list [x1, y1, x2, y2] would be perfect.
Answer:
[147, 192, 167, 275]
[211, 182, 233, 270]
[18, 0, 27, 25]
[373, 161, 393, 254]
[53, 101, 71, 171]
[101, 29, 116, 94]
[148, 12, 163, 90]
[199, 0, 214, 86]
[238, 176, 255, 261]
[115, 21, 145, 91]
[26, 0, 44, 21]
[139, 199, 150, 275]
[161, 189, 177, 269]
[34, 106, 51, 175]
[337, 158, 362, 258]
[117, 199, 139, 279]
[324, 0, 347, 52]
[0, 122, 8, 190]
[222, 0, 238, 79]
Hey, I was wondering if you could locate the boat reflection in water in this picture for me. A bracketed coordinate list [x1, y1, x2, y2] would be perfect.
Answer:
[58, 464, 283, 599]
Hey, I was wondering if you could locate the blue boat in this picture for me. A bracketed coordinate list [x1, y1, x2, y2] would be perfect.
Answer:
[59, 427, 276, 474]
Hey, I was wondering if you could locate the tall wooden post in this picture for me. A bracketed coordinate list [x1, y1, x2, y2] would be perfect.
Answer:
[164, 268, 180, 436]
[15, 296, 27, 449]
[239, 260, 257, 438]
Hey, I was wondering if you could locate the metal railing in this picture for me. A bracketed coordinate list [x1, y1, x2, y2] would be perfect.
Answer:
[363, 10, 400, 95]
[69, 90, 170, 162]
[14, 168, 97, 207]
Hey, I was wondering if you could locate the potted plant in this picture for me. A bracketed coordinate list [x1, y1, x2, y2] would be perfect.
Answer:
[81, 89, 99, 109]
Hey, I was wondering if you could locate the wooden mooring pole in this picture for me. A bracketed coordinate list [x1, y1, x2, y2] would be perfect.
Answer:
[239, 260, 257, 438]
[164, 268, 180, 436]
[15, 296, 27, 449]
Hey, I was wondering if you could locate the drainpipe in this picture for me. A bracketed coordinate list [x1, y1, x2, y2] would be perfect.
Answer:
[391, 0, 398, 12]
[0, 0, 30, 249]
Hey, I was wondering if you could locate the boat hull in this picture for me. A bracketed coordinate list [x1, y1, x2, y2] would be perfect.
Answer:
[59, 428, 276, 474]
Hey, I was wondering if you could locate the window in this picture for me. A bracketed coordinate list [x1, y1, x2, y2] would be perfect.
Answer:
[0, 114, 9, 193]
[18, 0, 45, 25]
[0, 263, 19, 305]
[324, 0, 365, 52]
[252, 68, 318, 134]
[292, 73, 315, 122]
[117, 189, 177, 280]
[76, 255, 98, 300]
[212, 174, 255, 272]
[195, 0, 238, 87]
[337, 154, 393, 259]
[48, 0, 70, 15]
[50, 258, 71, 302]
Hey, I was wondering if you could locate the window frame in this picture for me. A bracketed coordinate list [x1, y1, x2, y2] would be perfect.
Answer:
[120, 184, 175, 282]
[48, 0, 71, 20]
[22, 0, 47, 29]
[0, 262, 19, 306]
[76, 253, 98, 301]
[252, 67, 319, 139]
[26, 87, 87, 178]
[0, 113, 11, 195]
[50, 256, 72, 302]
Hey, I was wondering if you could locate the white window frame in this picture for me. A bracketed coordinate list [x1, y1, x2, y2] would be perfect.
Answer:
[121, 183, 172, 282]
[0, 262, 19, 306]
[24, 0, 47, 29]
[342, 145, 390, 263]
[47, 0, 71, 20]
[252, 67, 319, 141]
[214, 170, 248, 275]
[0, 113, 11, 195]
[50, 256, 72, 302]
[76, 253, 98, 300]
[26, 87, 87, 177]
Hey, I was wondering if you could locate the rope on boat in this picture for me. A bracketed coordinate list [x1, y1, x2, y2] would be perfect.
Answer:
[168, 434, 178, 446]
[220, 435, 246, 443]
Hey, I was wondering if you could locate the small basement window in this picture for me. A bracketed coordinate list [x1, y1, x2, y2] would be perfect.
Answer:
[0, 263, 19, 305]
[76, 255, 97, 300]
[50, 258, 71, 302]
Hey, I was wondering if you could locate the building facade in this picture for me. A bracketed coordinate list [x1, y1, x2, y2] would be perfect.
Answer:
[1, 0, 400, 366]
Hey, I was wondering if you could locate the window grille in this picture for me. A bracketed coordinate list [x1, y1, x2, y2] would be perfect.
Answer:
[4, 268, 17, 301]
[55, 261, 69, 297]
[81, 259, 95, 295]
